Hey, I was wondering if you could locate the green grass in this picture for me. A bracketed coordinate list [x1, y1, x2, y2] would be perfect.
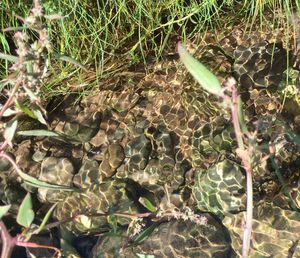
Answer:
[0, 0, 299, 98]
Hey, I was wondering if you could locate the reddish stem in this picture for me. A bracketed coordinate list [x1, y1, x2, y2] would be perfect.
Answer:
[0, 220, 15, 258]
[0, 141, 9, 152]
[230, 85, 253, 258]
[0, 152, 23, 175]
[16, 240, 61, 257]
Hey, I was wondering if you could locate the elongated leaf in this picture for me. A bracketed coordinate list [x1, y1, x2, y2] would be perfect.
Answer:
[0, 205, 11, 219]
[22, 175, 77, 191]
[34, 203, 57, 234]
[0, 53, 18, 62]
[4, 120, 18, 143]
[14, 166, 78, 191]
[17, 129, 60, 137]
[17, 193, 35, 227]
[15, 100, 35, 118]
[133, 223, 157, 245]
[178, 42, 223, 97]
[138, 197, 157, 212]
[54, 54, 87, 71]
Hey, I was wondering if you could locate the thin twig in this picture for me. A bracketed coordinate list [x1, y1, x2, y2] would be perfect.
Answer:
[0, 152, 23, 174]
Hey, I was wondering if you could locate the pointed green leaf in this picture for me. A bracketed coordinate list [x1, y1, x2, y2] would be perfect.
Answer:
[17, 129, 60, 137]
[4, 120, 18, 143]
[32, 109, 47, 125]
[54, 54, 87, 71]
[22, 173, 77, 191]
[0, 205, 11, 219]
[178, 42, 223, 97]
[15, 100, 36, 118]
[13, 165, 78, 192]
[133, 223, 157, 245]
[138, 197, 157, 212]
[17, 193, 35, 227]
[34, 204, 57, 234]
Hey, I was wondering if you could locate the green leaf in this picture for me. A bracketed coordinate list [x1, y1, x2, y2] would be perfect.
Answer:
[17, 129, 60, 137]
[22, 173, 77, 191]
[133, 223, 157, 245]
[13, 165, 78, 192]
[178, 42, 223, 97]
[138, 197, 157, 212]
[4, 120, 18, 143]
[17, 193, 35, 227]
[32, 109, 47, 125]
[15, 100, 35, 118]
[34, 203, 57, 234]
[54, 54, 87, 71]
[0, 53, 18, 62]
[0, 205, 11, 219]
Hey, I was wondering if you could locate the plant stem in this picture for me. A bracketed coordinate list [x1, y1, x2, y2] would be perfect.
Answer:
[230, 84, 253, 258]
[0, 220, 15, 258]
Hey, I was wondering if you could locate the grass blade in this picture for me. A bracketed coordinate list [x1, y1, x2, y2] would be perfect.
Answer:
[133, 223, 157, 245]
[34, 203, 58, 234]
